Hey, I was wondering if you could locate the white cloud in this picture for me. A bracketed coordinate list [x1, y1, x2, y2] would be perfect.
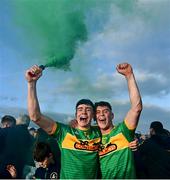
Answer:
[1, 0, 170, 133]
[135, 70, 167, 84]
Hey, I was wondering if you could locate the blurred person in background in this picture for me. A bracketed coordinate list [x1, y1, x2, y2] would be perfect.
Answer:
[137, 121, 170, 178]
[33, 142, 60, 179]
[0, 114, 35, 178]
[1, 115, 16, 128]
[0, 164, 17, 179]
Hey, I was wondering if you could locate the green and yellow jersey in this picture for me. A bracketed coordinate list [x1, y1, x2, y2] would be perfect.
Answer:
[99, 120, 136, 179]
[52, 122, 101, 179]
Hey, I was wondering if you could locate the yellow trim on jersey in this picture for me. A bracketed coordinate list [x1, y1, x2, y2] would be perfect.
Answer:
[62, 133, 100, 151]
[49, 122, 57, 135]
[99, 133, 129, 156]
[124, 119, 136, 130]
[110, 132, 129, 149]
[62, 133, 78, 149]
[77, 127, 89, 131]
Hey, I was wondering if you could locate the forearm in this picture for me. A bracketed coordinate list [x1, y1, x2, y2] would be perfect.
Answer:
[125, 73, 142, 129]
[116, 63, 142, 129]
[126, 73, 142, 113]
[27, 82, 56, 134]
[26, 65, 56, 134]
[27, 81, 41, 122]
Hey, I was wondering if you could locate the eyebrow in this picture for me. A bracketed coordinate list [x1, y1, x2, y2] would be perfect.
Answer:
[97, 108, 110, 111]
[77, 106, 92, 110]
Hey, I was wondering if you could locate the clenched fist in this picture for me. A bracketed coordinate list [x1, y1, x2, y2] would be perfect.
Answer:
[116, 63, 133, 77]
[25, 65, 43, 82]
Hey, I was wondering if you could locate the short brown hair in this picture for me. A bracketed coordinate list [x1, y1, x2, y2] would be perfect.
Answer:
[33, 142, 52, 162]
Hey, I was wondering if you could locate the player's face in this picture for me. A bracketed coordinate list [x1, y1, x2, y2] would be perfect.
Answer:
[76, 104, 93, 129]
[96, 106, 113, 131]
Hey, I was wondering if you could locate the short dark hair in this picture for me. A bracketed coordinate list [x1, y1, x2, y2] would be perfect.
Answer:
[94, 101, 112, 112]
[33, 142, 52, 162]
[150, 121, 163, 134]
[76, 99, 94, 111]
[1, 115, 16, 125]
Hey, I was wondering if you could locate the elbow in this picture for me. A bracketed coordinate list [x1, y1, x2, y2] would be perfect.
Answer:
[134, 101, 143, 114]
[137, 102, 143, 113]
[29, 112, 41, 122]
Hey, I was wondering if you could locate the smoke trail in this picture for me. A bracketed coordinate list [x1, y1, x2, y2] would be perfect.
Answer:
[11, 0, 88, 70]
[9, 0, 138, 71]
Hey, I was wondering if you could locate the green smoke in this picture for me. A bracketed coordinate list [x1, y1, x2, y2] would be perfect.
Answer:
[10, 0, 139, 71]
[11, 0, 89, 70]
[10, 0, 141, 71]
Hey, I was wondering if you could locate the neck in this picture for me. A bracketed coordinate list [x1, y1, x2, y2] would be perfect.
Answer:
[77, 125, 90, 130]
[101, 125, 114, 135]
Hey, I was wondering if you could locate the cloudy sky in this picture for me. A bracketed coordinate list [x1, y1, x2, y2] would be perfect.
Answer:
[1, 0, 170, 134]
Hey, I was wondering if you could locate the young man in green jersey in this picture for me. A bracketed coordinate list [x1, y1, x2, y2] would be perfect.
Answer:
[95, 63, 142, 179]
[25, 65, 101, 179]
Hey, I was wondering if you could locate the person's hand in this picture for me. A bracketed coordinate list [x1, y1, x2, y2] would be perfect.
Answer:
[116, 63, 133, 78]
[25, 65, 42, 82]
[6, 164, 17, 178]
[69, 119, 78, 128]
[128, 138, 139, 151]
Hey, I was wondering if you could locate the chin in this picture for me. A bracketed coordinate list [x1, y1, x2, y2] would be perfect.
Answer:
[99, 124, 107, 130]
[81, 123, 89, 128]
[82, 124, 88, 128]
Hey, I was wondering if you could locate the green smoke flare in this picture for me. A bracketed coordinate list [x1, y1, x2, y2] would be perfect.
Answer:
[11, 0, 88, 70]
[10, 0, 139, 71]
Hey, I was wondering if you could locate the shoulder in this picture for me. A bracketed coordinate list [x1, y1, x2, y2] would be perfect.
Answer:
[51, 122, 71, 137]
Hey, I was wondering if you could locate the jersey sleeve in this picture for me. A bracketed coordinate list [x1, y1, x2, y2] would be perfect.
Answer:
[120, 120, 135, 142]
[51, 122, 69, 145]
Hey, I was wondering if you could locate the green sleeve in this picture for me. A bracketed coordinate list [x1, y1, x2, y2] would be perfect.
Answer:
[120, 121, 135, 142]
[51, 122, 69, 145]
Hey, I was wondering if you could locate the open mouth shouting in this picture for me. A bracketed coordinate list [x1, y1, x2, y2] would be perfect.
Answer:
[98, 117, 106, 123]
[80, 116, 88, 122]
[77, 115, 91, 129]
[76, 104, 93, 128]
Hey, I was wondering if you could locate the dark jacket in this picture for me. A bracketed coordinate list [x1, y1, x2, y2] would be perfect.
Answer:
[34, 162, 59, 179]
[0, 125, 35, 178]
[138, 135, 170, 179]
